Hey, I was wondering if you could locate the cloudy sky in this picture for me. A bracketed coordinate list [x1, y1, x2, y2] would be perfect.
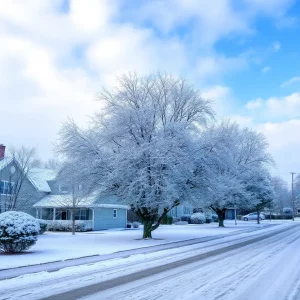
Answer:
[1, 0, 300, 184]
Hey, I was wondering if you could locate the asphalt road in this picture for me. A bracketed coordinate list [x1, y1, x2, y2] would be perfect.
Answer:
[41, 223, 300, 300]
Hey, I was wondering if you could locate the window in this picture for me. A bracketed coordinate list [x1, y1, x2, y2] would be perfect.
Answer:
[113, 209, 117, 218]
[0, 181, 13, 195]
[58, 184, 68, 193]
[74, 209, 89, 220]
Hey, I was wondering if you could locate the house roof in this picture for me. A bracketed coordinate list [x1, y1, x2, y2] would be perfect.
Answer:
[28, 168, 57, 193]
[0, 157, 56, 193]
[0, 157, 13, 171]
[33, 194, 129, 209]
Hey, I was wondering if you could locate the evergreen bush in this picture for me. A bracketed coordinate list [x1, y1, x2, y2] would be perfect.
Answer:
[0, 211, 40, 253]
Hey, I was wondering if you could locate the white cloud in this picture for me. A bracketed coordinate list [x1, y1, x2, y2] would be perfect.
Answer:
[202, 85, 234, 115]
[245, 93, 300, 120]
[272, 41, 281, 52]
[246, 98, 264, 109]
[244, 0, 294, 17]
[281, 76, 300, 88]
[0, 0, 297, 165]
[257, 119, 300, 183]
[196, 54, 248, 82]
[229, 115, 253, 127]
[266, 93, 300, 118]
[261, 66, 271, 73]
[69, 0, 116, 33]
[134, 0, 250, 46]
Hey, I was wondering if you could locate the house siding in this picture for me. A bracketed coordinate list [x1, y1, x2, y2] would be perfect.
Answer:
[168, 204, 194, 218]
[93, 207, 127, 230]
[0, 161, 45, 216]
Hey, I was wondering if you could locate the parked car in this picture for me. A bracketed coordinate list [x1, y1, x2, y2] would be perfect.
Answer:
[242, 212, 265, 221]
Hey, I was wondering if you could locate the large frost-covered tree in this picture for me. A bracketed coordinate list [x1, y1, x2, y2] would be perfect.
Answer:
[195, 121, 273, 227]
[59, 73, 214, 238]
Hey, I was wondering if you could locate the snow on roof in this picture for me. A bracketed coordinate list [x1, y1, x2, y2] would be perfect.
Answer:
[33, 194, 129, 209]
[28, 168, 57, 193]
[0, 157, 13, 171]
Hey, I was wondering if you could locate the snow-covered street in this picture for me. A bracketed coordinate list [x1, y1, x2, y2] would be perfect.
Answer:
[0, 221, 277, 269]
[1, 222, 299, 300]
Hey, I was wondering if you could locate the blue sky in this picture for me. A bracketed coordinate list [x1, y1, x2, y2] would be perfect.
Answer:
[0, 0, 300, 183]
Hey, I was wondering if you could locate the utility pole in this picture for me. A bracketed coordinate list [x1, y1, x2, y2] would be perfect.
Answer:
[291, 172, 296, 221]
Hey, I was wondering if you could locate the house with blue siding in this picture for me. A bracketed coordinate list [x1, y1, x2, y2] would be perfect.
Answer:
[33, 194, 128, 230]
[168, 203, 194, 219]
[0, 144, 128, 230]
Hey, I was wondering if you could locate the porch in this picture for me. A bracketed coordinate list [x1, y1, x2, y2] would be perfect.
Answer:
[36, 207, 94, 230]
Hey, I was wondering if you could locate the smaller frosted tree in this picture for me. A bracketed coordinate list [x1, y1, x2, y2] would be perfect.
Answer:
[244, 170, 274, 224]
[56, 161, 92, 235]
[1, 146, 37, 212]
[270, 176, 290, 215]
[195, 121, 274, 227]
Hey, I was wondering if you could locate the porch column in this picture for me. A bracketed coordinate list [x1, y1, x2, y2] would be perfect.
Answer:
[53, 207, 56, 220]
[36, 208, 39, 218]
[92, 208, 94, 230]
[40, 208, 43, 219]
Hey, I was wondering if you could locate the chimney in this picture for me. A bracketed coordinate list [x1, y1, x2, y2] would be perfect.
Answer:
[0, 144, 6, 160]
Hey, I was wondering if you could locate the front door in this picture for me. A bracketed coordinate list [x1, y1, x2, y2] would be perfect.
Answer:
[61, 211, 67, 220]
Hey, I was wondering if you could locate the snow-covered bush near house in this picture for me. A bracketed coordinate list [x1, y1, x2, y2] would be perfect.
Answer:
[204, 212, 212, 223]
[0, 211, 40, 253]
[132, 222, 139, 228]
[181, 215, 191, 223]
[46, 220, 90, 232]
[283, 207, 293, 214]
[172, 217, 181, 223]
[37, 219, 48, 234]
[190, 212, 205, 224]
[174, 221, 188, 225]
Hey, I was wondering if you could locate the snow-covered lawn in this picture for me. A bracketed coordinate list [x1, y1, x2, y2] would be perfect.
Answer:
[0, 220, 290, 269]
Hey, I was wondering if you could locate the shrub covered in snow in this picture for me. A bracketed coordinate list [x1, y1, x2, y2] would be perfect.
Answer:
[132, 222, 139, 228]
[37, 219, 48, 234]
[211, 214, 219, 222]
[181, 215, 191, 223]
[283, 207, 293, 214]
[172, 217, 181, 223]
[0, 211, 40, 253]
[46, 220, 90, 232]
[190, 212, 205, 224]
[174, 221, 188, 225]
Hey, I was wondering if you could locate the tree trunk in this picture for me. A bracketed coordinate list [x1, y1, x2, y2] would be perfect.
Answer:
[256, 207, 260, 225]
[72, 207, 75, 235]
[134, 204, 177, 239]
[214, 208, 226, 227]
[143, 220, 153, 239]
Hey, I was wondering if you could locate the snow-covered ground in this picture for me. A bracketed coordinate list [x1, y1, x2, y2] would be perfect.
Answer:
[0, 222, 297, 300]
[0, 220, 280, 269]
[87, 223, 300, 300]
